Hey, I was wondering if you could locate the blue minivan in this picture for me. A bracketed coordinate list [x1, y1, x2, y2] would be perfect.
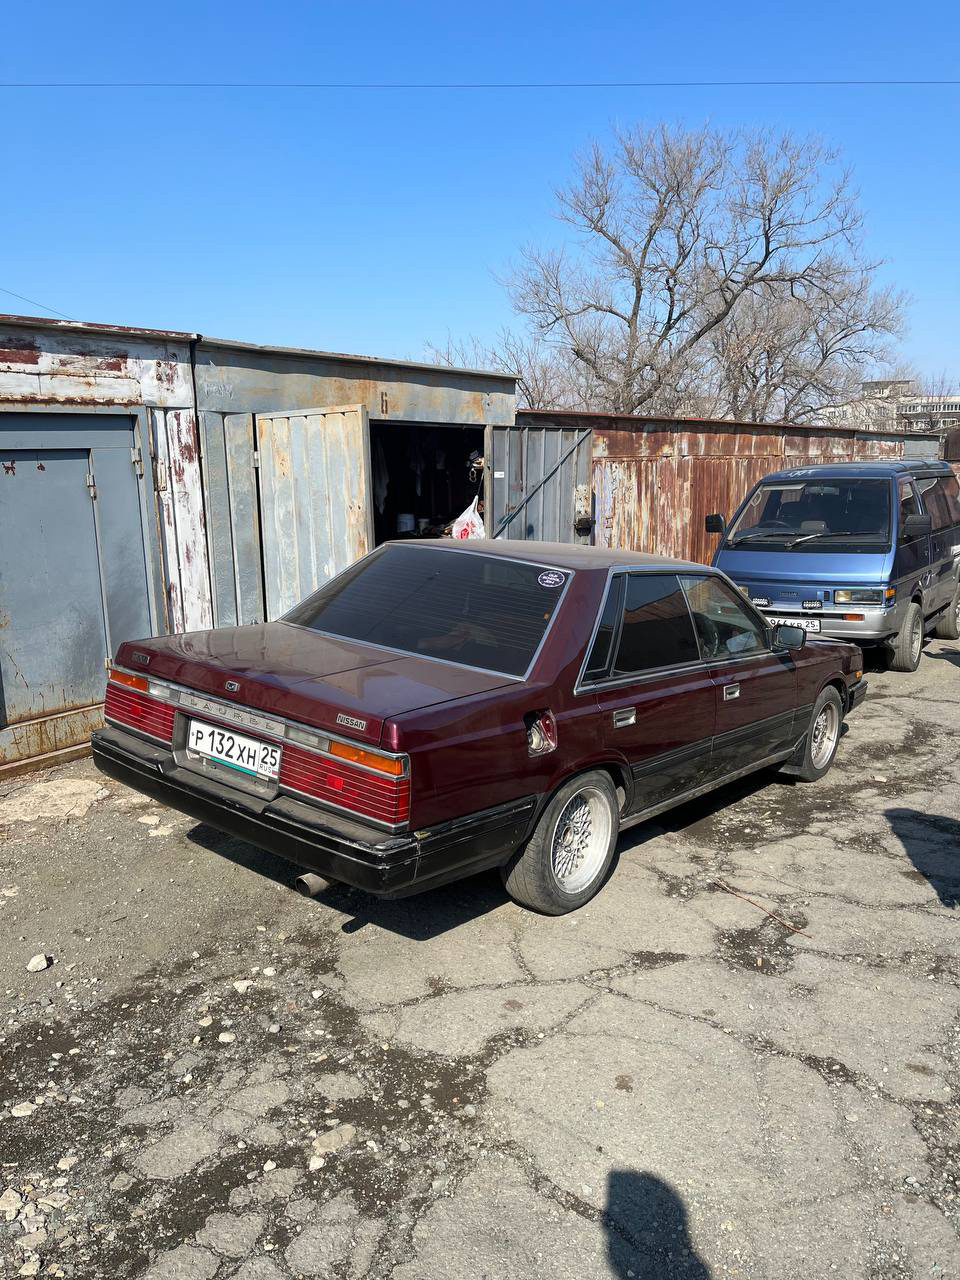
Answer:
[707, 460, 960, 671]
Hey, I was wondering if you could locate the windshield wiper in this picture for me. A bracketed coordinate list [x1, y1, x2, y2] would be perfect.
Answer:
[785, 530, 882, 547]
[727, 530, 800, 546]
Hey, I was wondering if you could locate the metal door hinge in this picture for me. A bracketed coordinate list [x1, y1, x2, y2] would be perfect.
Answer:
[131, 446, 144, 477]
[153, 457, 168, 493]
[85, 471, 97, 499]
[252, 450, 261, 469]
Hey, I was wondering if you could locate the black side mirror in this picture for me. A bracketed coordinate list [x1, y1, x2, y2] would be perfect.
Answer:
[705, 513, 726, 534]
[774, 623, 807, 651]
[902, 511, 932, 540]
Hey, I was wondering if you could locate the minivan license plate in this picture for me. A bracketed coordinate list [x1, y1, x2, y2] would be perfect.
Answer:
[186, 720, 281, 778]
[766, 616, 821, 632]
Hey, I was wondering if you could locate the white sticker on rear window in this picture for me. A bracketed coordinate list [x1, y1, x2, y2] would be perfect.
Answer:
[538, 570, 566, 588]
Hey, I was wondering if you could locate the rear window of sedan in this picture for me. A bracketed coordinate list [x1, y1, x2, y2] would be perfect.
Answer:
[284, 544, 570, 677]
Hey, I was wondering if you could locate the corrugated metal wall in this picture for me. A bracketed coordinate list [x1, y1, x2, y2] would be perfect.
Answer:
[584, 417, 942, 565]
[488, 420, 592, 541]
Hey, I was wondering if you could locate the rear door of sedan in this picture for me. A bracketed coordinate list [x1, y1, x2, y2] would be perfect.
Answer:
[582, 572, 716, 815]
[679, 573, 798, 778]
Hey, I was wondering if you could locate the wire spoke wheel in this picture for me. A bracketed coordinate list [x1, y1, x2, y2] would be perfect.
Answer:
[550, 785, 612, 894]
[810, 701, 840, 770]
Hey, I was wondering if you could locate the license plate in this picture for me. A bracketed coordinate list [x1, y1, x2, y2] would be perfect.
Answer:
[186, 719, 281, 779]
[766, 616, 821, 632]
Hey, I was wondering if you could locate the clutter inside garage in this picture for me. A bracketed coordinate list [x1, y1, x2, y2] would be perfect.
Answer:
[369, 420, 486, 544]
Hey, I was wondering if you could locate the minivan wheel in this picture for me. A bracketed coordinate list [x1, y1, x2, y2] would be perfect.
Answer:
[934, 583, 960, 641]
[791, 686, 844, 782]
[501, 770, 619, 915]
[890, 602, 923, 672]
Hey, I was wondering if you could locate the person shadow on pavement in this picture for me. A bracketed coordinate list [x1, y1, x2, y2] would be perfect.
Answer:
[884, 808, 960, 908]
[605, 1171, 712, 1278]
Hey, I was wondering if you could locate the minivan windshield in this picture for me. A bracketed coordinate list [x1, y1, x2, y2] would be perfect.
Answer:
[725, 478, 891, 551]
[283, 544, 569, 677]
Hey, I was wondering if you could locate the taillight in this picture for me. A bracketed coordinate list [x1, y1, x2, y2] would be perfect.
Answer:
[279, 743, 410, 827]
[104, 682, 176, 742]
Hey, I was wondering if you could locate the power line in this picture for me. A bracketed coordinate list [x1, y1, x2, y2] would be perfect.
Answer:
[0, 79, 957, 90]
[0, 285, 75, 321]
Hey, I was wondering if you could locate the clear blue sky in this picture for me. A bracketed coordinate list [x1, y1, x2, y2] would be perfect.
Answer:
[2, 1, 958, 377]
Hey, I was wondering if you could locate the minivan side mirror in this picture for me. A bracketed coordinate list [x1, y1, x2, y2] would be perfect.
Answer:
[705, 513, 726, 534]
[902, 511, 932, 540]
[774, 623, 807, 651]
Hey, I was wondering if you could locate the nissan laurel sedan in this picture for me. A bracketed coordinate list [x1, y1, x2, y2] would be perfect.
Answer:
[92, 540, 866, 915]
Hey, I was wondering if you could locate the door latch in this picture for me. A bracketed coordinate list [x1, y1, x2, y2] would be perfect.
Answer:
[613, 707, 636, 727]
[723, 683, 740, 701]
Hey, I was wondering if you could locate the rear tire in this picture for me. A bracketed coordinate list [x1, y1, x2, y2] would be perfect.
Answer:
[889, 602, 923, 672]
[935, 583, 960, 641]
[501, 770, 619, 915]
[791, 686, 844, 783]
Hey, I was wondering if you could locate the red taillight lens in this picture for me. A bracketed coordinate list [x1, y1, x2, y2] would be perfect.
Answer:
[279, 743, 410, 827]
[104, 683, 176, 742]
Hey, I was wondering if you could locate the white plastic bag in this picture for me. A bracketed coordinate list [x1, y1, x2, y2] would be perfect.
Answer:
[450, 495, 485, 540]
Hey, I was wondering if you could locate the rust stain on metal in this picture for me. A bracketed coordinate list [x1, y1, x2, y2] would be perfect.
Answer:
[589, 415, 936, 566]
[2, 459, 15, 475]
[0, 703, 104, 766]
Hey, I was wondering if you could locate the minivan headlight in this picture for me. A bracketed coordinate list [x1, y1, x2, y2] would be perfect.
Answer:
[834, 588, 890, 605]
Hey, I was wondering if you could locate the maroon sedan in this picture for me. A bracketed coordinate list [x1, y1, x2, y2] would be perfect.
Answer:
[92, 541, 865, 914]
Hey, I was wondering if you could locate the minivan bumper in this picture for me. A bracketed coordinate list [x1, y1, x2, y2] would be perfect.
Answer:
[92, 726, 536, 898]
[759, 601, 904, 645]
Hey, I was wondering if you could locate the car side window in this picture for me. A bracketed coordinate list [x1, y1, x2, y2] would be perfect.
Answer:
[611, 574, 699, 676]
[680, 575, 768, 661]
[899, 480, 920, 539]
[583, 576, 625, 680]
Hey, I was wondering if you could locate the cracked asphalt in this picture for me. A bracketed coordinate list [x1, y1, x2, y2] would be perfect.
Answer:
[1, 641, 959, 1279]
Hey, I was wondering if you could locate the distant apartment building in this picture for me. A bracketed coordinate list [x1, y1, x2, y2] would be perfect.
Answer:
[821, 379, 960, 435]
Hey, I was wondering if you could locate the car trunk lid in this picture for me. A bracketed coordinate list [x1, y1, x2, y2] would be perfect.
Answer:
[116, 622, 513, 746]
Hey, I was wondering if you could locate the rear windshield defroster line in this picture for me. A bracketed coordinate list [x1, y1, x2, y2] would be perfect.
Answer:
[283, 544, 570, 678]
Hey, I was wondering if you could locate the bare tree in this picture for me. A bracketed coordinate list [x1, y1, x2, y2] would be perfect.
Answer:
[435, 125, 904, 420]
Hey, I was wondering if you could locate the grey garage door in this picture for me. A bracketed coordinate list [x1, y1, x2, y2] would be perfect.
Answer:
[0, 414, 157, 773]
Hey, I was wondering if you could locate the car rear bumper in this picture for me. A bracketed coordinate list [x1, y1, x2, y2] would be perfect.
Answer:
[92, 726, 536, 898]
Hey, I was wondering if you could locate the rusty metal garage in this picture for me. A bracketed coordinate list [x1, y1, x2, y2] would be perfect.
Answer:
[0, 315, 515, 775]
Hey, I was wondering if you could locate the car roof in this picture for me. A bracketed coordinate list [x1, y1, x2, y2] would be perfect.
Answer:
[758, 459, 952, 483]
[381, 538, 707, 574]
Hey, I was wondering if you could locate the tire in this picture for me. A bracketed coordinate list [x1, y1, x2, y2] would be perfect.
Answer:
[889, 601, 923, 672]
[501, 770, 619, 915]
[935, 583, 960, 641]
[791, 686, 844, 783]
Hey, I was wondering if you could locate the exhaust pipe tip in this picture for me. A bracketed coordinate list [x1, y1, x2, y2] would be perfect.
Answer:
[294, 872, 334, 898]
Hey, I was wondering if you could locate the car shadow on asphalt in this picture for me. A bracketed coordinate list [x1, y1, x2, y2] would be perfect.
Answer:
[605, 1170, 712, 1278]
[185, 822, 511, 940]
[884, 808, 960, 908]
[924, 648, 960, 669]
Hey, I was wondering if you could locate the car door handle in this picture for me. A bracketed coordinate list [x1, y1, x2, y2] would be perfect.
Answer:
[723, 683, 740, 701]
[612, 707, 636, 727]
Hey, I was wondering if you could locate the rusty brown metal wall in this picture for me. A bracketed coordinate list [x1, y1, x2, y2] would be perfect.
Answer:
[576, 415, 942, 566]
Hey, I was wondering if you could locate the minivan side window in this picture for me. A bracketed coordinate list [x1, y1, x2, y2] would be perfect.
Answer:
[898, 480, 920, 539]
[680, 575, 767, 661]
[917, 476, 960, 531]
[611, 574, 700, 676]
